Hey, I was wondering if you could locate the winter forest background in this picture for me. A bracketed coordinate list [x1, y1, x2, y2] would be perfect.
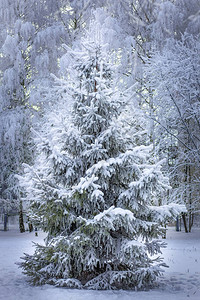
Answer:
[0, 0, 200, 291]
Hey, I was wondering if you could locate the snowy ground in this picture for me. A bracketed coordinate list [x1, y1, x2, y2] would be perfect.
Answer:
[0, 227, 200, 300]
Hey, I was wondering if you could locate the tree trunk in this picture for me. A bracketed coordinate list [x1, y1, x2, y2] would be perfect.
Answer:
[188, 165, 193, 232]
[182, 213, 188, 233]
[191, 213, 194, 227]
[27, 217, 33, 232]
[19, 200, 25, 233]
[162, 224, 166, 239]
[189, 212, 194, 232]
[4, 213, 8, 231]
[176, 216, 180, 231]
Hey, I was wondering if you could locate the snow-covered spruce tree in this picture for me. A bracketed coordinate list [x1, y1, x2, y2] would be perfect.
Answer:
[20, 32, 184, 289]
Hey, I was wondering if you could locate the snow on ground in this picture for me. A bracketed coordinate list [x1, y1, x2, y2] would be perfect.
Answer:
[0, 226, 200, 300]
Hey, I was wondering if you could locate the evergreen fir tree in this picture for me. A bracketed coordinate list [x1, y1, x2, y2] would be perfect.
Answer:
[20, 29, 185, 290]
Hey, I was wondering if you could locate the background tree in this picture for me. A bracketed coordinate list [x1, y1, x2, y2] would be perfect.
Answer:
[139, 0, 200, 231]
[0, 0, 98, 229]
[143, 35, 200, 232]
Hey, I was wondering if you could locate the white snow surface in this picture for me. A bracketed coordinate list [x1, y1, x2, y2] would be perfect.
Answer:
[0, 227, 200, 300]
